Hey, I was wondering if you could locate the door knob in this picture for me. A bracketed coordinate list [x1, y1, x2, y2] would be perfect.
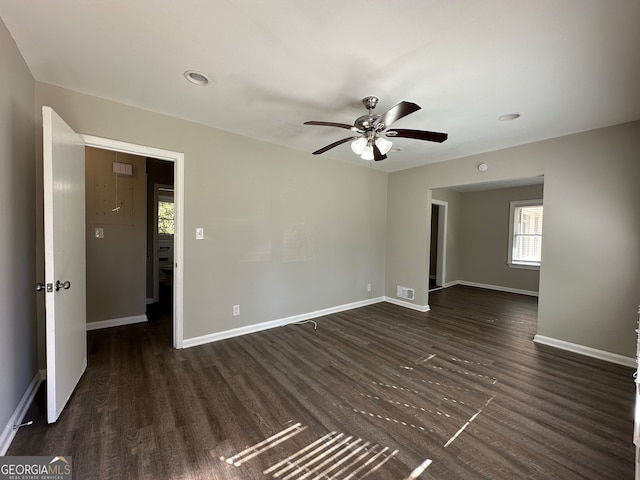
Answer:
[55, 280, 71, 291]
[36, 282, 45, 292]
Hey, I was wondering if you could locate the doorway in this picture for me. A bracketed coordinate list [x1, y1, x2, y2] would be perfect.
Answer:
[80, 134, 184, 348]
[429, 199, 447, 291]
[146, 179, 175, 343]
[150, 178, 175, 305]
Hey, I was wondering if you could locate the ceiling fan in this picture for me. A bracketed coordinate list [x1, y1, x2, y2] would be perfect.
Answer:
[303, 96, 448, 161]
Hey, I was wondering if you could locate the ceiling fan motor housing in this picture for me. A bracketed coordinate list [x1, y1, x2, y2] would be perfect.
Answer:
[354, 114, 382, 132]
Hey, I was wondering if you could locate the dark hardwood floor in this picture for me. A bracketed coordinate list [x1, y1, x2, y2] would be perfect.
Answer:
[8, 286, 635, 479]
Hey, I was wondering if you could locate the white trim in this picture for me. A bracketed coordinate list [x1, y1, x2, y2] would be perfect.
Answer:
[0, 370, 45, 455]
[183, 298, 385, 348]
[86, 315, 148, 331]
[507, 262, 540, 271]
[533, 335, 635, 368]
[80, 135, 178, 160]
[80, 135, 185, 348]
[146, 297, 154, 305]
[384, 297, 430, 312]
[183, 297, 434, 348]
[457, 280, 539, 297]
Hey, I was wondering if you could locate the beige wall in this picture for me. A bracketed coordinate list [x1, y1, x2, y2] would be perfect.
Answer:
[85, 147, 147, 324]
[34, 82, 388, 342]
[0, 17, 37, 446]
[387, 121, 640, 357]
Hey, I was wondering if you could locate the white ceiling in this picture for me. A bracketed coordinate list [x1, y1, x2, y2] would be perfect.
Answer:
[1, 0, 639, 173]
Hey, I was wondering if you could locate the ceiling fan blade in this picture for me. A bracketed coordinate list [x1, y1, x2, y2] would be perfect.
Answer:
[376, 101, 421, 129]
[312, 136, 358, 155]
[304, 121, 358, 131]
[373, 143, 387, 161]
[385, 128, 448, 143]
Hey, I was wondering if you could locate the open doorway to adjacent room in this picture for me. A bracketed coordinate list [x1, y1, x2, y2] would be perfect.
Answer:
[84, 150, 177, 346]
[428, 176, 544, 298]
[147, 158, 175, 321]
[82, 135, 184, 348]
[429, 200, 447, 291]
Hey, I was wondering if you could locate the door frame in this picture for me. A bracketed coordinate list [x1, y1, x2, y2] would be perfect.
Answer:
[430, 199, 448, 289]
[81, 135, 185, 348]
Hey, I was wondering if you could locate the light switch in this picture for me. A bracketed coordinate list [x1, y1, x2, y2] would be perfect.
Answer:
[195, 227, 204, 240]
[95, 227, 104, 239]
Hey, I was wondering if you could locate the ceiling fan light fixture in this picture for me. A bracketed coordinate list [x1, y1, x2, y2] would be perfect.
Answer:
[351, 137, 367, 155]
[375, 137, 393, 155]
[360, 145, 374, 161]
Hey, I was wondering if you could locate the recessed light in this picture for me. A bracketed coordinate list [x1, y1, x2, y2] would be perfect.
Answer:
[499, 113, 521, 121]
[184, 70, 210, 86]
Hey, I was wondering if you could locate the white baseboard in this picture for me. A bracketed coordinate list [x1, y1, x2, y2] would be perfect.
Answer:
[456, 280, 539, 297]
[86, 315, 148, 331]
[1, 369, 45, 455]
[183, 297, 386, 348]
[533, 335, 635, 368]
[146, 298, 154, 305]
[384, 297, 430, 313]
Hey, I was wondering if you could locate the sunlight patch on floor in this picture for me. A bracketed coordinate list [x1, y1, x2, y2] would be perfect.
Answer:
[221, 423, 307, 467]
[219, 423, 428, 479]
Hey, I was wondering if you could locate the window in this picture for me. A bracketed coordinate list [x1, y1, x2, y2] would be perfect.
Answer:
[158, 199, 174, 236]
[508, 199, 543, 269]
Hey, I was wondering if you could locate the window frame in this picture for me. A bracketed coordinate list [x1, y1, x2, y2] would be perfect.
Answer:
[157, 197, 175, 237]
[156, 186, 175, 237]
[507, 199, 543, 270]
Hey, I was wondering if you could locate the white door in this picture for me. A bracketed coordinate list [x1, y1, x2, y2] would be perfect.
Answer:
[42, 106, 87, 424]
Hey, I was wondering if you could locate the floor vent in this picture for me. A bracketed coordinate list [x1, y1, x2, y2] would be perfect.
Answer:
[397, 286, 415, 300]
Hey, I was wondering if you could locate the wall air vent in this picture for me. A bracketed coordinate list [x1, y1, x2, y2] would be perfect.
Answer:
[112, 161, 133, 176]
[396, 286, 415, 301]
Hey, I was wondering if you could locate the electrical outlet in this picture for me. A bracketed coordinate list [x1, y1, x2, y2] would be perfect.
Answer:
[195, 227, 204, 240]
[367, 283, 372, 292]
[233, 305, 240, 316]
